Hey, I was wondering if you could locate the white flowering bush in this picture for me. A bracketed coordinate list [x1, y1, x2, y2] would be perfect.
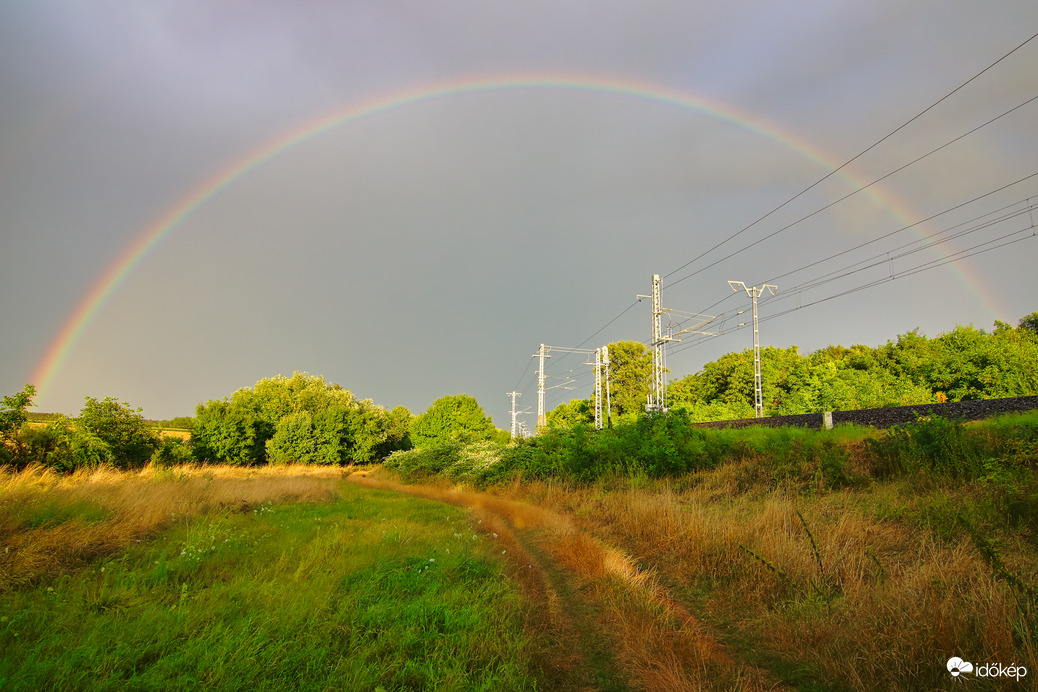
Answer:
[384, 440, 513, 484]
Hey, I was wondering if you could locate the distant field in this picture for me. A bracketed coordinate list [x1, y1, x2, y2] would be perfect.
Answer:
[155, 428, 190, 440]
[22, 419, 190, 440]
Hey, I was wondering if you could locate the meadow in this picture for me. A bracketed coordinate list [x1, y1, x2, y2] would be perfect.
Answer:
[0, 466, 535, 691]
[2, 412, 1036, 690]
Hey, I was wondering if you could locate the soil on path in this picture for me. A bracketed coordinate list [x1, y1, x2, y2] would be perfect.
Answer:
[347, 471, 781, 691]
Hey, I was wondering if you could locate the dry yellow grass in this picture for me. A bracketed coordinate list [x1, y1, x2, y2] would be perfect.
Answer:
[7, 460, 1032, 689]
[0, 463, 343, 592]
[156, 428, 191, 440]
[499, 478, 1036, 691]
[350, 470, 772, 691]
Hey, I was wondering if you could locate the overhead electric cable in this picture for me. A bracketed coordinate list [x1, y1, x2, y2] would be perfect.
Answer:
[667, 93, 1038, 289]
[662, 30, 1038, 282]
[666, 222, 1037, 360]
[762, 172, 1038, 285]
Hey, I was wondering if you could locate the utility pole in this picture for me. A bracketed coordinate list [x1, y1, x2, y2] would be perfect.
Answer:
[594, 348, 603, 429]
[641, 274, 669, 413]
[533, 343, 550, 431]
[603, 345, 612, 428]
[728, 281, 777, 418]
[507, 391, 522, 440]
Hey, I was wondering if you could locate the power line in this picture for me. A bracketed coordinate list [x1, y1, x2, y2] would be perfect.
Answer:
[666, 216, 1037, 361]
[675, 174, 1038, 326]
[782, 200, 1037, 295]
[762, 172, 1038, 286]
[666, 92, 1038, 290]
[662, 30, 1038, 283]
[513, 33, 1038, 415]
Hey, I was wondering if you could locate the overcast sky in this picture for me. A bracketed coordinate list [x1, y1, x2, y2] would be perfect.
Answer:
[2, 1, 1037, 428]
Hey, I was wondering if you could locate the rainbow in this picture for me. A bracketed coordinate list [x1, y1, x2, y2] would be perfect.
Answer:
[29, 71, 1001, 403]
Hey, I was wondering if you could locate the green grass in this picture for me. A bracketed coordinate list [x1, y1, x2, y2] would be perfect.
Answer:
[0, 482, 537, 691]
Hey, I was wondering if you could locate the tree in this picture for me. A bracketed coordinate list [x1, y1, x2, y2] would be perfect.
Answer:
[1, 384, 36, 466]
[1019, 312, 1038, 334]
[192, 400, 269, 465]
[606, 341, 652, 421]
[26, 417, 114, 473]
[546, 398, 593, 429]
[379, 406, 414, 456]
[1, 384, 35, 436]
[265, 411, 319, 464]
[78, 396, 159, 469]
[410, 395, 496, 448]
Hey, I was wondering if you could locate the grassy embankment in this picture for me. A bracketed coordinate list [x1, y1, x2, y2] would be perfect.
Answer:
[3, 412, 1035, 690]
[380, 412, 1038, 690]
[0, 465, 536, 691]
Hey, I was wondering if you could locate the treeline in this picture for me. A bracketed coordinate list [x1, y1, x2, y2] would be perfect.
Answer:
[1, 387, 185, 472]
[1, 373, 506, 471]
[549, 314, 1038, 426]
[190, 372, 412, 465]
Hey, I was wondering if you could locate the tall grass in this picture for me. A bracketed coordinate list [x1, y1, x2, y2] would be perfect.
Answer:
[494, 472, 1037, 689]
[0, 476, 536, 690]
[376, 410, 1037, 689]
[351, 472, 774, 690]
[0, 463, 344, 592]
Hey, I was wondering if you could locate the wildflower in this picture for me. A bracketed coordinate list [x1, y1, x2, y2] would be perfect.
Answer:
[429, 558, 435, 562]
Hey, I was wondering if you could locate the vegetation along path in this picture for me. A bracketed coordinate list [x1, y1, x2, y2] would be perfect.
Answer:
[348, 470, 779, 691]
[0, 466, 536, 691]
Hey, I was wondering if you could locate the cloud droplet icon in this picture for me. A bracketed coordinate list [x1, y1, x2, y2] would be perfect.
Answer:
[947, 657, 974, 677]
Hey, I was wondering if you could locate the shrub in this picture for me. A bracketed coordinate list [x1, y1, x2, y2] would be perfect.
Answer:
[192, 401, 271, 465]
[78, 396, 159, 469]
[20, 417, 114, 472]
[266, 411, 319, 464]
[151, 436, 194, 468]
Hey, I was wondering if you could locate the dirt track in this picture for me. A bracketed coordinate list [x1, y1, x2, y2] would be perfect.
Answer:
[347, 471, 779, 691]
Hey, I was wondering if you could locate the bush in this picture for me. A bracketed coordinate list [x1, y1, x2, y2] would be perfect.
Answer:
[192, 401, 271, 465]
[864, 415, 988, 479]
[21, 417, 114, 473]
[266, 411, 319, 464]
[78, 396, 159, 469]
[151, 436, 194, 468]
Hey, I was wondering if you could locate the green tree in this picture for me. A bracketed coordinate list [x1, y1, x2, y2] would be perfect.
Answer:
[410, 395, 496, 448]
[379, 405, 414, 456]
[607, 341, 652, 421]
[192, 400, 269, 465]
[78, 396, 158, 469]
[546, 398, 593, 429]
[265, 411, 319, 464]
[1019, 311, 1038, 334]
[1, 384, 35, 436]
[25, 417, 114, 473]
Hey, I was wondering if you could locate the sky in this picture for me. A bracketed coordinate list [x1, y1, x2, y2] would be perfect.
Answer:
[2, 1, 1037, 429]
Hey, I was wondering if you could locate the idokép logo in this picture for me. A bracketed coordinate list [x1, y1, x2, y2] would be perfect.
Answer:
[948, 656, 1028, 682]
[947, 657, 973, 677]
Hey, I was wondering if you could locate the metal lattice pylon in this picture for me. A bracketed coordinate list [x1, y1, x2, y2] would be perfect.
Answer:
[728, 281, 777, 418]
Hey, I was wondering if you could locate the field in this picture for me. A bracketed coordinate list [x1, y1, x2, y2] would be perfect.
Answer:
[0, 466, 533, 691]
[2, 415, 1037, 690]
